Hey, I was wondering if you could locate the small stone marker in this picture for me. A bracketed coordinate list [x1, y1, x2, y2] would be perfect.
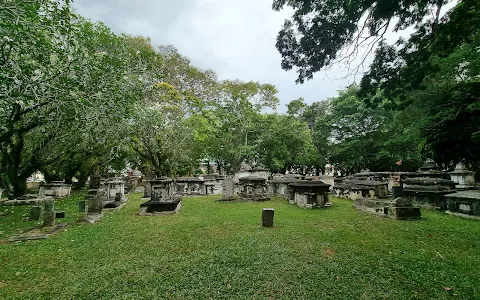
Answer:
[43, 199, 55, 227]
[78, 200, 87, 212]
[87, 190, 103, 214]
[261, 208, 274, 228]
[29, 206, 43, 221]
[55, 211, 65, 218]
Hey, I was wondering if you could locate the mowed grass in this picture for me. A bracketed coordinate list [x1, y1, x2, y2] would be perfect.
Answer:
[1, 193, 480, 299]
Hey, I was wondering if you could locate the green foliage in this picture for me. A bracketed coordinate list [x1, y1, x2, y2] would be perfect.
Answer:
[272, 0, 452, 83]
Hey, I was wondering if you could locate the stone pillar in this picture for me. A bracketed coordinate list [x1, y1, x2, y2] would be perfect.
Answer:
[87, 189, 103, 214]
[89, 175, 101, 190]
[43, 199, 55, 227]
[261, 208, 274, 227]
[29, 206, 43, 221]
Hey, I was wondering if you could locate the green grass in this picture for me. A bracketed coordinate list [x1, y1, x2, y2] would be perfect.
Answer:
[0, 192, 87, 238]
[1, 193, 480, 299]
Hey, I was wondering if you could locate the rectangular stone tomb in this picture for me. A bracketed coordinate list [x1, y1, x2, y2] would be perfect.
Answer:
[403, 177, 456, 210]
[39, 182, 72, 198]
[175, 177, 205, 195]
[139, 177, 182, 214]
[332, 180, 387, 201]
[444, 190, 480, 217]
[267, 178, 298, 200]
[238, 176, 270, 201]
[288, 181, 331, 208]
[354, 197, 421, 220]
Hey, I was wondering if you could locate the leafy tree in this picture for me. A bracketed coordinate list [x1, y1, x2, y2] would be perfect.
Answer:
[272, 0, 452, 83]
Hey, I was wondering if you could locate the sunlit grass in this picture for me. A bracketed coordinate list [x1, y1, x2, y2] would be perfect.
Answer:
[1, 193, 479, 299]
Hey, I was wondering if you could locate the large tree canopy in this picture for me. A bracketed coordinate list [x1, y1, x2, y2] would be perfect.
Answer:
[273, 0, 451, 83]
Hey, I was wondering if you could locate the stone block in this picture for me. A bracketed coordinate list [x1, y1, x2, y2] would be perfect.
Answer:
[44, 198, 55, 211]
[29, 206, 43, 221]
[261, 208, 274, 227]
[393, 207, 421, 220]
[43, 211, 55, 227]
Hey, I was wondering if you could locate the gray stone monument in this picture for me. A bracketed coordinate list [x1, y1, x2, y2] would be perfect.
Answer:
[262, 208, 274, 227]
[29, 206, 43, 221]
[43, 198, 55, 227]
[218, 176, 236, 201]
[87, 189, 103, 214]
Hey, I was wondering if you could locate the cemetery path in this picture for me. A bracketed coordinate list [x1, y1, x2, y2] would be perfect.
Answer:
[1, 193, 480, 299]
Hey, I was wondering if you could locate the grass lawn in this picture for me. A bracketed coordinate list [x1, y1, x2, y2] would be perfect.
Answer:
[1, 193, 480, 299]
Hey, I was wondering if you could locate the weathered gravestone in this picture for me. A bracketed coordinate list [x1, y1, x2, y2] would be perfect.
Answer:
[89, 175, 101, 190]
[218, 177, 236, 201]
[87, 189, 103, 214]
[261, 208, 274, 227]
[43, 199, 55, 227]
[29, 206, 43, 221]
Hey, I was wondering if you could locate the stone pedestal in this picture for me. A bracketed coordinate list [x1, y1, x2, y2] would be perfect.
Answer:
[261, 208, 274, 227]
[29, 206, 43, 221]
[389, 197, 421, 220]
[43, 199, 55, 227]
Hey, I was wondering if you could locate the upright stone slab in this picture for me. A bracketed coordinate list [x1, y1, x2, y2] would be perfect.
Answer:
[89, 175, 101, 189]
[261, 208, 274, 227]
[87, 189, 103, 214]
[43, 198, 55, 227]
[78, 200, 87, 212]
[219, 177, 236, 201]
[29, 206, 43, 221]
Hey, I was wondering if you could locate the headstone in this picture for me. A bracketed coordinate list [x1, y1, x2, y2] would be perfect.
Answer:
[261, 208, 274, 227]
[78, 200, 87, 212]
[222, 177, 234, 198]
[29, 206, 43, 221]
[87, 189, 103, 214]
[115, 192, 122, 203]
[55, 211, 65, 218]
[43, 199, 55, 227]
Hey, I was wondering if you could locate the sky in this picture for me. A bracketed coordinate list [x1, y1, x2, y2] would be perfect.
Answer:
[72, 0, 451, 112]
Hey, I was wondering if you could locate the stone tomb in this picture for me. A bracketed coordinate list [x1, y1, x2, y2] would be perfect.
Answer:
[39, 181, 72, 198]
[332, 179, 388, 201]
[267, 178, 298, 200]
[444, 190, 480, 217]
[449, 162, 476, 190]
[354, 196, 421, 220]
[105, 178, 126, 202]
[403, 177, 456, 210]
[288, 181, 331, 208]
[175, 177, 205, 195]
[238, 176, 270, 201]
[139, 177, 182, 214]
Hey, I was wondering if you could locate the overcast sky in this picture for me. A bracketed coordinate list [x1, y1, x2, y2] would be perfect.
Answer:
[72, 0, 448, 112]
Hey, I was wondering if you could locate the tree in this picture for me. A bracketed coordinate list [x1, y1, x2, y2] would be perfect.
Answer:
[0, 2, 140, 198]
[272, 0, 452, 83]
